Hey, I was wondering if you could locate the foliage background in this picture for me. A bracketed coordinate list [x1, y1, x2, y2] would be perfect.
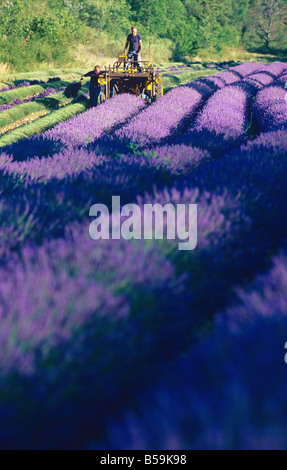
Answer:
[0, 0, 287, 71]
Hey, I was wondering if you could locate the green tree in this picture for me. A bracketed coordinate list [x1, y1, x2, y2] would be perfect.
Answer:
[198, 0, 241, 50]
[79, 0, 131, 34]
[129, 0, 186, 41]
[244, 0, 287, 50]
[173, 19, 200, 60]
[0, 0, 28, 38]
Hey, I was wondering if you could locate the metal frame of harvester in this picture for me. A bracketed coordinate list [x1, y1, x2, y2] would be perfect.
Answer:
[98, 54, 163, 104]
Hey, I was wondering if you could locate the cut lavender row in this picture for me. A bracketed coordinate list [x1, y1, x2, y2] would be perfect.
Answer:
[0, 87, 65, 114]
[0, 80, 31, 93]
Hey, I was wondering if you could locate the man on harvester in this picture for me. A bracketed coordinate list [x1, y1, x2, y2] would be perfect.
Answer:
[80, 65, 103, 107]
[124, 26, 142, 69]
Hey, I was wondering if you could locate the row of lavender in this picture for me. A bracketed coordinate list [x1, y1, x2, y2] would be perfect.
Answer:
[0, 63, 285, 334]
[0, 63, 283, 297]
[110, 61, 287, 152]
[0, 62, 286, 449]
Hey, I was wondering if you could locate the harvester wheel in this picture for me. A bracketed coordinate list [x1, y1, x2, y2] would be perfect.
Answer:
[99, 92, 106, 104]
[154, 83, 163, 102]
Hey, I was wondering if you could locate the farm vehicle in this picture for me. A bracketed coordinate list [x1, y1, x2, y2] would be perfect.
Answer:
[98, 53, 163, 104]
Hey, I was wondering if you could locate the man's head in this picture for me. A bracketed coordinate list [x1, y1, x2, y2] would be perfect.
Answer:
[131, 26, 137, 36]
[94, 65, 100, 73]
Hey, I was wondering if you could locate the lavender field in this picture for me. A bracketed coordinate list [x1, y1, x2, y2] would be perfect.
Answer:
[0, 61, 287, 450]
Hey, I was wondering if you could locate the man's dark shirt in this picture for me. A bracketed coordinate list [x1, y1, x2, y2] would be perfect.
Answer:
[126, 33, 142, 52]
[83, 70, 102, 87]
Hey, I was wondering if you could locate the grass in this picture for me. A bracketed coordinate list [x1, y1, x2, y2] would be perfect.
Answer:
[0, 98, 89, 147]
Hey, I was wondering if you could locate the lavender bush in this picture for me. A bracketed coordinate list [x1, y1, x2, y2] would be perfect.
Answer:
[42, 94, 145, 147]
[252, 85, 287, 133]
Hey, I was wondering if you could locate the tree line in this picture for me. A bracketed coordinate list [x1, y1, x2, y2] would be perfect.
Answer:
[0, 0, 286, 70]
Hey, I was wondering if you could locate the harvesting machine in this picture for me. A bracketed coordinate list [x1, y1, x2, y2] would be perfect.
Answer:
[98, 53, 163, 104]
